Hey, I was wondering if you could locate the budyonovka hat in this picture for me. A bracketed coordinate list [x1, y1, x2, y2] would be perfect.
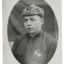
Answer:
[22, 4, 44, 17]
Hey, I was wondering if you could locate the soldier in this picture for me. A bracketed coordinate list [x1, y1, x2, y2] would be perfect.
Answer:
[12, 4, 57, 64]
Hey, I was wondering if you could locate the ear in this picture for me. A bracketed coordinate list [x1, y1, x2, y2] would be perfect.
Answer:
[41, 18, 44, 25]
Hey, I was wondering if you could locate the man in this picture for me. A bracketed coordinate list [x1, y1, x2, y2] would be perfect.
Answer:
[12, 4, 57, 64]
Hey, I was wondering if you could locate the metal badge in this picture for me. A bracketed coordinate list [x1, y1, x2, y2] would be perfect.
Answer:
[34, 50, 41, 57]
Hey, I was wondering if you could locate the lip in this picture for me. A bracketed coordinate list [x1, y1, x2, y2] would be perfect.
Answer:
[27, 28, 33, 30]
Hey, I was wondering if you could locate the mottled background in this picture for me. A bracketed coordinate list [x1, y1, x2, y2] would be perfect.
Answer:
[3, 0, 62, 64]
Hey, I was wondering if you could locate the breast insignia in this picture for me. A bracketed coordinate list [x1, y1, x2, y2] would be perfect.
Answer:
[34, 50, 41, 57]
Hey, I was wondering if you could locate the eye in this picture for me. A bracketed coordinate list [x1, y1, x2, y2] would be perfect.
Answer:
[24, 18, 28, 22]
[30, 18, 36, 22]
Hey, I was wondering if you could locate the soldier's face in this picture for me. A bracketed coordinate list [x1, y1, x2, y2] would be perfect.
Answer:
[23, 15, 44, 34]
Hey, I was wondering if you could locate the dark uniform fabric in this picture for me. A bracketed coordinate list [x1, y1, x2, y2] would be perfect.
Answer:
[12, 31, 57, 64]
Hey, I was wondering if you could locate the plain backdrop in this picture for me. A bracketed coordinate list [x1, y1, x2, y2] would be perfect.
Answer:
[3, 0, 62, 64]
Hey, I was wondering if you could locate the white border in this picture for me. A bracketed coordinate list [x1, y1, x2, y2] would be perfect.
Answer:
[62, 0, 64, 64]
[0, 0, 3, 64]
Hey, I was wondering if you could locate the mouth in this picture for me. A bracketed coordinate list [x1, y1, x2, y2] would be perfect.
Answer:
[27, 28, 33, 31]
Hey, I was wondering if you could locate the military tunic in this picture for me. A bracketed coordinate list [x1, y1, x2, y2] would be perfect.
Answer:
[12, 31, 57, 64]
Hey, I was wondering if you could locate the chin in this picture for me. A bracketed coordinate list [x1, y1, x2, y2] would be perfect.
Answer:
[28, 31, 35, 34]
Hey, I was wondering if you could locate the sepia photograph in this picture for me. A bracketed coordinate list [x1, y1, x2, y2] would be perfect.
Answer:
[3, 0, 62, 64]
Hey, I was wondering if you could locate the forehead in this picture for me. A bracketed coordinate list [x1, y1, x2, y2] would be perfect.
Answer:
[23, 15, 41, 19]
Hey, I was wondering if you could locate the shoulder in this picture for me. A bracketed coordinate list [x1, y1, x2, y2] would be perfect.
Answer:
[44, 32, 56, 41]
[12, 33, 28, 52]
[43, 32, 57, 47]
[16, 33, 28, 41]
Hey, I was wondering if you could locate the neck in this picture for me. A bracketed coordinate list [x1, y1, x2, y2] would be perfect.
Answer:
[29, 30, 42, 37]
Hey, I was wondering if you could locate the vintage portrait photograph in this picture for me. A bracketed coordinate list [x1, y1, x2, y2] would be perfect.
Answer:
[3, 0, 62, 64]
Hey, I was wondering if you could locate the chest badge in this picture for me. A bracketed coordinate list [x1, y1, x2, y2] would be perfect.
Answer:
[34, 50, 41, 57]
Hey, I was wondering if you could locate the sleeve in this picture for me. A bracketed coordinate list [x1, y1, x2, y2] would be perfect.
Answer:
[11, 34, 25, 56]
[12, 37, 19, 56]
[47, 37, 57, 63]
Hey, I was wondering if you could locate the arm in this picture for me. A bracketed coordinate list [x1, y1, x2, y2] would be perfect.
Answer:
[12, 37, 19, 56]
[47, 37, 57, 63]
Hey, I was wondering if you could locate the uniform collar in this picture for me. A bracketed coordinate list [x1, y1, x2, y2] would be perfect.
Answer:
[27, 30, 44, 39]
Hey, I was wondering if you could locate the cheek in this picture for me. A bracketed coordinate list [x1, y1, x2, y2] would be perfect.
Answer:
[34, 21, 42, 27]
[24, 22, 27, 28]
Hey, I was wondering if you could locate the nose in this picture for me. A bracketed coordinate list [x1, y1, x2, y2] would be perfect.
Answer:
[27, 21, 31, 26]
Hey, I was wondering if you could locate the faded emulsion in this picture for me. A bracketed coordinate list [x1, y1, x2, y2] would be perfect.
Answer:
[7, 0, 58, 64]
